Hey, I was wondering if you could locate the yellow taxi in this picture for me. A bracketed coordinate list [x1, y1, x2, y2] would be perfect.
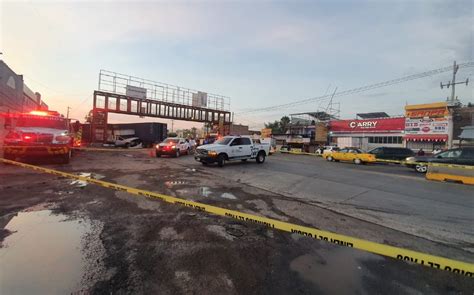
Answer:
[323, 147, 376, 165]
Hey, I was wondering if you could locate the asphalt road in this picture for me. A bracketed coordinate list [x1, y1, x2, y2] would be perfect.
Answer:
[180, 152, 474, 253]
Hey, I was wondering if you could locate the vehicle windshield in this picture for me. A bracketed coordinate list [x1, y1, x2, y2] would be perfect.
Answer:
[16, 115, 67, 129]
[215, 137, 233, 145]
[437, 150, 462, 158]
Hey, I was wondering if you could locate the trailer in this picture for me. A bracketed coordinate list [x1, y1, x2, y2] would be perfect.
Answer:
[80, 122, 167, 147]
[110, 122, 167, 147]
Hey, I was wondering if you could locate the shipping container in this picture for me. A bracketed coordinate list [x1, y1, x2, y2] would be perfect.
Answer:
[111, 122, 167, 147]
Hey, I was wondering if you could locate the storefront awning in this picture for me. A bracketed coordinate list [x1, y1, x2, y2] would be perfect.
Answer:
[459, 126, 474, 140]
[405, 134, 448, 142]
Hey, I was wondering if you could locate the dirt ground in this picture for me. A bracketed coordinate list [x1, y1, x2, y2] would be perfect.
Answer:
[0, 150, 473, 294]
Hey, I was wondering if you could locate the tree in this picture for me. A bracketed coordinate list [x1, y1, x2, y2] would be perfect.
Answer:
[264, 116, 291, 134]
[264, 120, 281, 134]
[280, 116, 290, 133]
[168, 132, 177, 137]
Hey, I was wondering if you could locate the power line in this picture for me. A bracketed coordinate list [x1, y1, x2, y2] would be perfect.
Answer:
[236, 61, 474, 115]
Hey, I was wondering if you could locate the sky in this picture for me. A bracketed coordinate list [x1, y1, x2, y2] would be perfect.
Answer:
[1, 0, 473, 130]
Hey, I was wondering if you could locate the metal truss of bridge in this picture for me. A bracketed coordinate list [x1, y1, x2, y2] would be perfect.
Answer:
[91, 70, 232, 142]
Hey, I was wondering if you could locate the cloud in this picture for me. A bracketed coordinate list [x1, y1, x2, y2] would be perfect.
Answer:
[1, 0, 472, 127]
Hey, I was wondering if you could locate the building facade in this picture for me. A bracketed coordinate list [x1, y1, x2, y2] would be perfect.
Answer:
[0, 61, 44, 114]
[453, 106, 474, 147]
[229, 123, 249, 135]
[404, 102, 450, 151]
[329, 117, 405, 150]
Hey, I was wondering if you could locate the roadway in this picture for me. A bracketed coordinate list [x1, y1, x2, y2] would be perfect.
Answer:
[180, 152, 474, 254]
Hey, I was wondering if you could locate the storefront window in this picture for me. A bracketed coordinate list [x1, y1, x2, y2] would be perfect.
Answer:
[367, 136, 403, 145]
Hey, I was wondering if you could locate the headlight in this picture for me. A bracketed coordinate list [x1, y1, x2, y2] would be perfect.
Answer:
[406, 157, 415, 161]
[208, 150, 218, 156]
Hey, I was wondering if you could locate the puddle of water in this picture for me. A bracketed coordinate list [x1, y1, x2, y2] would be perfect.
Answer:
[290, 246, 380, 294]
[0, 210, 92, 294]
[220, 192, 237, 200]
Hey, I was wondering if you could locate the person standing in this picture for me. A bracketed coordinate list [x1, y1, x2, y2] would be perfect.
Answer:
[417, 148, 425, 156]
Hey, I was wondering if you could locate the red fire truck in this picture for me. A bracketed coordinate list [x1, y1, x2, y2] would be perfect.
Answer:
[3, 110, 75, 163]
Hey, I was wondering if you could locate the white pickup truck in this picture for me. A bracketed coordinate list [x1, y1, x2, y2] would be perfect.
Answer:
[195, 136, 270, 167]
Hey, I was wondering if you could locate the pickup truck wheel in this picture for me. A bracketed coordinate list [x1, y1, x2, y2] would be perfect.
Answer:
[353, 158, 362, 165]
[327, 156, 333, 162]
[217, 154, 226, 167]
[415, 164, 427, 173]
[256, 151, 266, 164]
[124, 143, 130, 149]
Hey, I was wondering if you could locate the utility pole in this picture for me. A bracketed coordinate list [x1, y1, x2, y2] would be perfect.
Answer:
[440, 61, 469, 149]
[440, 61, 469, 105]
[66, 106, 71, 119]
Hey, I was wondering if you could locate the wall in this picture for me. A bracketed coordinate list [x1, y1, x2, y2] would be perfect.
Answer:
[0, 61, 41, 113]
[0, 61, 24, 112]
[315, 122, 328, 143]
[229, 123, 249, 135]
[453, 106, 474, 140]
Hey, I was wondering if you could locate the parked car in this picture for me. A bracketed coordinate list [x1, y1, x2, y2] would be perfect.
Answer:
[405, 147, 474, 173]
[369, 147, 415, 161]
[322, 147, 376, 165]
[155, 137, 190, 157]
[194, 136, 270, 167]
[280, 145, 290, 152]
[114, 136, 142, 148]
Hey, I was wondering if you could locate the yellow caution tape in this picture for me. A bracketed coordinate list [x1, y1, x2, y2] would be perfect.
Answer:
[430, 163, 474, 170]
[73, 147, 147, 152]
[376, 159, 405, 164]
[1, 157, 473, 277]
[281, 152, 474, 170]
[280, 150, 322, 157]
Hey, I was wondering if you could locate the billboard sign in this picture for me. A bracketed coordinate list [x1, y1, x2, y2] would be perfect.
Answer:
[126, 85, 147, 100]
[192, 91, 208, 108]
[405, 117, 449, 135]
[406, 108, 448, 118]
[329, 117, 405, 133]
